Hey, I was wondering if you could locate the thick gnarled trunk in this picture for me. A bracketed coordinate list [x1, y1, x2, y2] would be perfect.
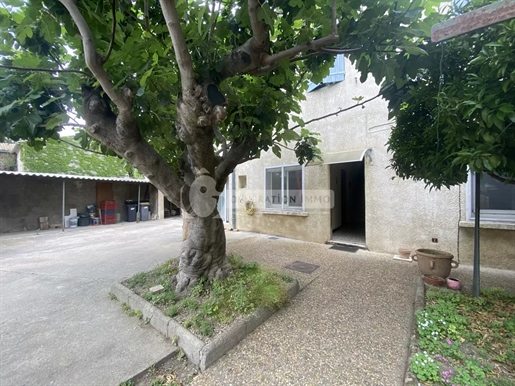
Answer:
[175, 212, 232, 293]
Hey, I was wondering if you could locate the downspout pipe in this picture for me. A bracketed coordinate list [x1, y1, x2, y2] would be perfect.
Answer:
[473, 172, 481, 297]
[231, 172, 236, 230]
[137, 184, 141, 222]
[62, 180, 65, 231]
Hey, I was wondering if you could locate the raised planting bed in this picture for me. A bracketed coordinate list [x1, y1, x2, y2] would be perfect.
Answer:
[111, 255, 300, 372]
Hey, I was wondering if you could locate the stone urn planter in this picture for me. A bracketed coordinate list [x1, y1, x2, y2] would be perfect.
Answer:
[412, 249, 459, 279]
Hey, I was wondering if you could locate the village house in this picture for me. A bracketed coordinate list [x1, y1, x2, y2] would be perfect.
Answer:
[231, 55, 515, 270]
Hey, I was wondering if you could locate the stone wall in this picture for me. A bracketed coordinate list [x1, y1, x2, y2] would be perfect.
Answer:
[0, 152, 17, 171]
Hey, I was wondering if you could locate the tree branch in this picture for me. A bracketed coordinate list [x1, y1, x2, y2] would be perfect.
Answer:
[101, 0, 117, 64]
[331, 0, 337, 35]
[248, 0, 268, 47]
[0, 64, 90, 76]
[207, 0, 218, 48]
[487, 172, 515, 185]
[217, 0, 340, 81]
[59, 138, 106, 155]
[262, 34, 339, 67]
[159, 0, 196, 93]
[144, 0, 150, 31]
[290, 91, 386, 131]
[59, 0, 129, 111]
[215, 140, 253, 188]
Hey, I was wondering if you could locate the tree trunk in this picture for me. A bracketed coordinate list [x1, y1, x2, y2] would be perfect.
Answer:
[175, 212, 232, 293]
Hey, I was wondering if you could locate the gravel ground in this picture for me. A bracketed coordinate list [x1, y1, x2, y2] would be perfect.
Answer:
[191, 237, 420, 385]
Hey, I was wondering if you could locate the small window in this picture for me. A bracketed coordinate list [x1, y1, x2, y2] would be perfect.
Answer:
[265, 165, 304, 211]
[468, 172, 515, 223]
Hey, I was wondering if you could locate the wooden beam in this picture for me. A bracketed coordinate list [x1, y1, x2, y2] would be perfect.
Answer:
[431, 0, 515, 42]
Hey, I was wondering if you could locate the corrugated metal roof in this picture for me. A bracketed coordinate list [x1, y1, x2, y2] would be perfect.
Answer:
[0, 170, 149, 183]
[0, 143, 16, 152]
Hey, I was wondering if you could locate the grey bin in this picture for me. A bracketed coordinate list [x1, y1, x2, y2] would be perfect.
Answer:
[126, 203, 138, 222]
[140, 202, 150, 221]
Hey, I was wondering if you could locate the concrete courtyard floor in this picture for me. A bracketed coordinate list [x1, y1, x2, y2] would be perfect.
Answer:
[1, 218, 514, 385]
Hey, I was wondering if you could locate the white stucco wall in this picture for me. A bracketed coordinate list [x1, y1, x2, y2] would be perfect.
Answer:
[234, 58, 515, 265]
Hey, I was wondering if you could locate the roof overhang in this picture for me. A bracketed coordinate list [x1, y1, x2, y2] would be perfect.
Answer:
[309, 148, 372, 165]
[0, 170, 148, 183]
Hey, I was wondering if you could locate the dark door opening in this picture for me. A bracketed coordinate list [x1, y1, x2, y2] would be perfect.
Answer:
[330, 161, 366, 246]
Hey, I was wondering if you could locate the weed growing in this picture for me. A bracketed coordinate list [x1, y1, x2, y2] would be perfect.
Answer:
[121, 302, 143, 320]
[411, 287, 515, 385]
[122, 254, 291, 339]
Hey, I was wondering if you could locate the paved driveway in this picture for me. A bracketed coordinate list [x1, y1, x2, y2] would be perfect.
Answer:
[3, 218, 514, 386]
[0, 218, 196, 385]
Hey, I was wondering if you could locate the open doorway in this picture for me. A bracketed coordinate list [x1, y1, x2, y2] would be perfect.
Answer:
[330, 161, 366, 246]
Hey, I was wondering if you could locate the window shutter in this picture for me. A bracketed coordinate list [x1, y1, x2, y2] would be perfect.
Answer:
[307, 54, 345, 93]
[323, 54, 345, 84]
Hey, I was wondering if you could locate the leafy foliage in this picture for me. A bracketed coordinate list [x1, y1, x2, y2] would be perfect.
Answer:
[1, 0, 444, 170]
[410, 287, 515, 385]
[19, 138, 143, 177]
[387, 1, 515, 188]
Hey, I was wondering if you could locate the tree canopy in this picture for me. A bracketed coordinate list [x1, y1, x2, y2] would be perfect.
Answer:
[387, 1, 515, 188]
[1, 0, 442, 163]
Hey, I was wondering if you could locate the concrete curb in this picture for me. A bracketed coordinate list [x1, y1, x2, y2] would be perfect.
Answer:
[124, 349, 179, 384]
[111, 278, 300, 372]
[404, 276, 425, 385]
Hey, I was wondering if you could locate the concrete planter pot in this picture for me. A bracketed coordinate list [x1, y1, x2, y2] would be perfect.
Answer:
[423, 274, 446, 287]
[412, 249, 458, 279]
[398, 248, 411, 259]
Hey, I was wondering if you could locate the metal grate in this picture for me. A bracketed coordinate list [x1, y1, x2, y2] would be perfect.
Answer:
[284, 261, 320, 274]
[329, 245, 359, 253]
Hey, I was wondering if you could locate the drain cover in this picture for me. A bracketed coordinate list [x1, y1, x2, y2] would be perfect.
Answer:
[329, 245, 359, 253]
[285, 261, 320, 274]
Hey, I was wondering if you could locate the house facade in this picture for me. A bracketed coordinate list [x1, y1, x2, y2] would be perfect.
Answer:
[233, 57, 515, 270]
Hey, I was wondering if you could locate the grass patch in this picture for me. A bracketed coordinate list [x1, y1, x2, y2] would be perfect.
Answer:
[122, 254, 292, 339]
[410, 287, 515, 385]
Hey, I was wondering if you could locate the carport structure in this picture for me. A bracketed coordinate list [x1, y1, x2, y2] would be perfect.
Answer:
[0, 170, 164, 233]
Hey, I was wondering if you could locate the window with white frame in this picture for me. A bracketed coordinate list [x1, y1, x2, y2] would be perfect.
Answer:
[265, 165, 304, 211]
[468, 172, 515, 223]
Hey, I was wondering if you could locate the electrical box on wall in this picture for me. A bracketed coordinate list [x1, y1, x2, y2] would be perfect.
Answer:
[238, 175, 247, 189]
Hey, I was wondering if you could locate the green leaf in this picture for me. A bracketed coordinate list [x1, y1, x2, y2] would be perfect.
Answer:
[483, 133, 494, 143]
[499, 104, 513, 114]
[12, 12, 25, 24]
[399, 45, 428, 56]
[25, 114, 43, 134]
[46, 113, 69, 130]
[281, 129, 300, 142]
[0, 100, 20, 116]
[489, 155, 501, 169]
[272, 145, 281, 159]
[12, 54, 40, 68]
[140, 69, 153, 87]
[288, 0, 303, 8]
